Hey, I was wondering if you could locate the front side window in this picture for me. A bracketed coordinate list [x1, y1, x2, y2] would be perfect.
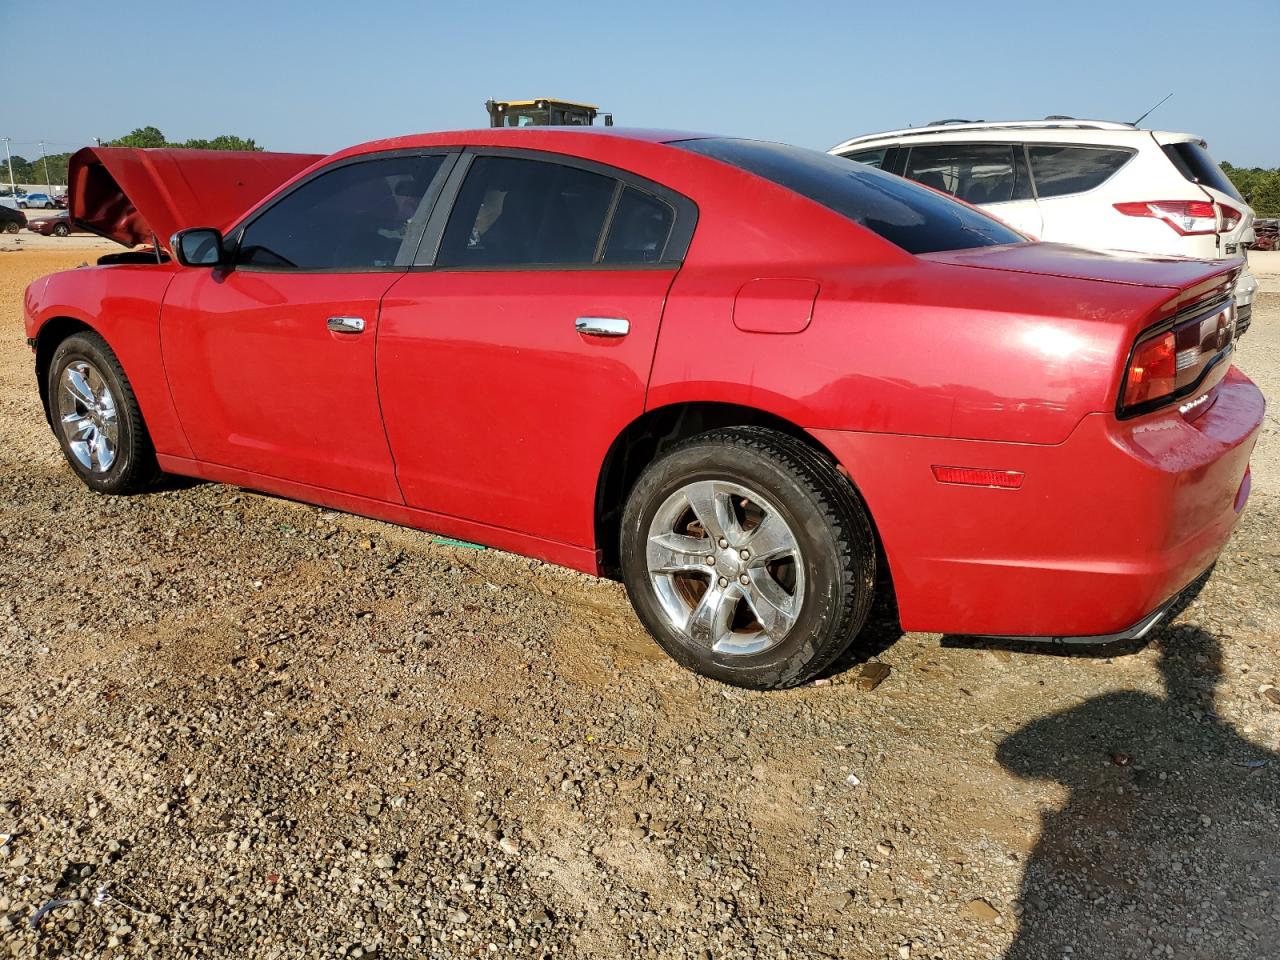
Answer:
[904, 144, 1030, 205]
[675, 138, 1024, 255]
[1028, 145, 1133, 199]
[236, 155, 445, 269]
[437, 156, 618, 267]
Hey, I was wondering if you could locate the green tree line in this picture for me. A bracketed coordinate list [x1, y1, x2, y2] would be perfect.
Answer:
[1220, 163, 1280, 219]
[2, 126, 263, 192]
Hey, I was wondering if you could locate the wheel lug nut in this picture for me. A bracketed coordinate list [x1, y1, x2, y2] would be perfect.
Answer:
[718, 577, 728, 587]
[739, 549, 750, 560]
[739, 574, 750, 585]
[717, 538, 727, 548]
[706, 556, 716, 566]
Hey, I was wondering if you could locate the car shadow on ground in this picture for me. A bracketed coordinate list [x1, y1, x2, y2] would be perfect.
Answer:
[992, 618, 1279, 957]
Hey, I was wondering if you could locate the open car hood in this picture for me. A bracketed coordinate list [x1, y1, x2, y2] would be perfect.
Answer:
[67, 146, 323, 251]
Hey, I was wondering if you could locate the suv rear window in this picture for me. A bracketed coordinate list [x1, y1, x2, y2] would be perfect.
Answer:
[1161, 141, 1243, 202]
[1027, 146, 1133, 198]
[676, 138, 1024, 254]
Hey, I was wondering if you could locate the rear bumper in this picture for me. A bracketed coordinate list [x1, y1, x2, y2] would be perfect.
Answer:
[811, 367, 1264, 637]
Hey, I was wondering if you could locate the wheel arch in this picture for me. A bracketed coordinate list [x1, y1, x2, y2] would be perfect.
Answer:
[33, 316, 98, 425]
[594, 401, 889, 581]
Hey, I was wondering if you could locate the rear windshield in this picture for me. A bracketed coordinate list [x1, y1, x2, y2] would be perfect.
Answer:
[1162, 141, 1243, 202]
[674, 137, 1025, 254]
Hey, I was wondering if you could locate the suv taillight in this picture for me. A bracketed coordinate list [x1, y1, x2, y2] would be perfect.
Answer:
[1119, 300, 1236, 416]
[1218, 203, 1242, 232]
[1113, 200, 1217, 235]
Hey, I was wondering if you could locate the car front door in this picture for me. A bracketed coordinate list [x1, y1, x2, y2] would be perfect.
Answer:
[160, 152, 453, 502]
[903, 142, 1043, 239]
[376, 150, 695, 547]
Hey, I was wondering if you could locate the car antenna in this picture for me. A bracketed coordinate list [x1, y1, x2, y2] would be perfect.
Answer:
[1132, 92, 1173, 127]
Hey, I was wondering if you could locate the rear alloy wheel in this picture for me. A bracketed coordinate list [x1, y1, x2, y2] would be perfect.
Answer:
[621, 427, 876, 689]
[52, 222, 69, 237]
[3, 221, 18, 234]
[48, 332, 158, 494]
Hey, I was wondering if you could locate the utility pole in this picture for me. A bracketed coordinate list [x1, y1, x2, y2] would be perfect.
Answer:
[39, 141, 52, 193]
[1, 138, 14, 197]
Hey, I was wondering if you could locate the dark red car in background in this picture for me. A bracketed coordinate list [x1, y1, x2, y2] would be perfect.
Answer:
[22, 129, 1263, 688]
[28, 214, 84, 237]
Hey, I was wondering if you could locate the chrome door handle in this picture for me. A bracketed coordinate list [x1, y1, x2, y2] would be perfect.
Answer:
[575, 316, 629, 337]
[327, 316, 366, 334]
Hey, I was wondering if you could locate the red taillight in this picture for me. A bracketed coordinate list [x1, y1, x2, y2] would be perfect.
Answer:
[1218, 203, 1242, 232]
[1122, 331, 1176, 408]
[931, 466, 1025, 489]
[1113, 200, 1217, 235]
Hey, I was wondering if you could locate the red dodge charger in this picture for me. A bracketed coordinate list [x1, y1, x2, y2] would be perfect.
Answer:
[23, 129, 1264, 688]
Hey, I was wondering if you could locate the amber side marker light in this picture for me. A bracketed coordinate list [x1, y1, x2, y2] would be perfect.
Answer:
[931, 466, 1025, 489]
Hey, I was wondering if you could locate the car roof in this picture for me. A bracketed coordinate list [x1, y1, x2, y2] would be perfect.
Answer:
[830, 120, 1198, 153]
[345, 127, 712, 154]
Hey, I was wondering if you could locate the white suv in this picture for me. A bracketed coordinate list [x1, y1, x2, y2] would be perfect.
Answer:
[830, 119, 1258, 330]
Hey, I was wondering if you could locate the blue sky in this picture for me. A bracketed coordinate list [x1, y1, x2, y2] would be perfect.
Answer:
[4, 0, 1277, 166]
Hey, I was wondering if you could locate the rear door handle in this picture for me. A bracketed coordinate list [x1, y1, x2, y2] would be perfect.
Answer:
[327, 316, 366, 334]
[575, 316, 629, 338]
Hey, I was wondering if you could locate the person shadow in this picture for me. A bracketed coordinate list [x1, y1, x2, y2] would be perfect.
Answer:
[996, 627, 1280, 959]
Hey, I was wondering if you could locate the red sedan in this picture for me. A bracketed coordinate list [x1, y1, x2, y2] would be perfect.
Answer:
[27, 214, 84, 237]
[23, 130, 1264, 689]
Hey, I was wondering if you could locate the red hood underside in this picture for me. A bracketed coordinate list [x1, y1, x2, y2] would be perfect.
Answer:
[67, 146, 322, 250]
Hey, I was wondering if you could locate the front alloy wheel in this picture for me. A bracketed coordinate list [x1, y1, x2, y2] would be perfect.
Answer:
[56, 359, 119, 473]
[47, 331, 158, 494]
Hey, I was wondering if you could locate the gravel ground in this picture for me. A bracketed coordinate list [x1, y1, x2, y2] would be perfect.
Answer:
[0, 249, 1277, 960]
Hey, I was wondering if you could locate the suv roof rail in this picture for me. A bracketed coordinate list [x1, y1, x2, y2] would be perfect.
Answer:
[831, 118, 1143, 152]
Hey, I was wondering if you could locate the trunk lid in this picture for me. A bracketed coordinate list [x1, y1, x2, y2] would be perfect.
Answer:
[922, 241, 1242, 302]
[67, 146, 322, 251]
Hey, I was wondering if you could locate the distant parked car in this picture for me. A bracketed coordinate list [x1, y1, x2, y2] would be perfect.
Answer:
[0, 205, 27, 234]
[19, 193, 57, 209]
[831, 119, 1259, 332]
[28, 214, 81, 237]
[54, 194, 69, 209]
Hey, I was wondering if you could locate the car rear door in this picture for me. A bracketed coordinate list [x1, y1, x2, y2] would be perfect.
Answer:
[902, 142, 1043, 238]
[159, 151, 455, 502]
[376, 149, 696, 548]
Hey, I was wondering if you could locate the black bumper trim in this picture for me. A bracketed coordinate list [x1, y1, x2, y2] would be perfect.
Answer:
[965, 580, 1194, 647]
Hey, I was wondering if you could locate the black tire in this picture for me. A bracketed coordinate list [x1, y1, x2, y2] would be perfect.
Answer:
[47, 331, 159, 494]
[52, 222, 69, 237]
[3, 221, 18, 234]
[620, 426, 876, 689]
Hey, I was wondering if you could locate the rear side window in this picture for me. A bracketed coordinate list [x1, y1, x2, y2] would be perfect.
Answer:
[437, 156, 616, 267]
[237, 155, 445, 269]
[904, 143, 1032, 204]
[1027, 145, 1133, 198]
[843, 148, 889, 169]
[1161, 141, 1244, 202]
[601, 187, 675, 264]
[675, 138, 1024, 254]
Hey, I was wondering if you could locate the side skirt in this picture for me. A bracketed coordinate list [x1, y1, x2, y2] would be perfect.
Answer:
[155, 454, 602, 576]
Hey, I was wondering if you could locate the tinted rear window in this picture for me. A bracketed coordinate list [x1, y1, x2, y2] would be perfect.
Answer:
[1161, 141, 1243, 202]
[1027, 145, 1133, 198]
[675, 138, 1024, 254]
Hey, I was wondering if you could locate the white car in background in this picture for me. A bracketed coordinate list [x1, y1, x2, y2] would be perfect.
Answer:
[830, 119, 1258, 331]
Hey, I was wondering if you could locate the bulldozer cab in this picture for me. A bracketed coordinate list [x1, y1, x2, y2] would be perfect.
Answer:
[486, 99, 613, 128]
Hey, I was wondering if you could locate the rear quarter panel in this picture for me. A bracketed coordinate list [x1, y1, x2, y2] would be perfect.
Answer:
[650, 257, 1170, 444]
[26, 264, 191, 458]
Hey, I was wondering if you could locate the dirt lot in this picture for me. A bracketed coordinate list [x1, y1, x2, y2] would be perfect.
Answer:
[0, 248, 1277, 960]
